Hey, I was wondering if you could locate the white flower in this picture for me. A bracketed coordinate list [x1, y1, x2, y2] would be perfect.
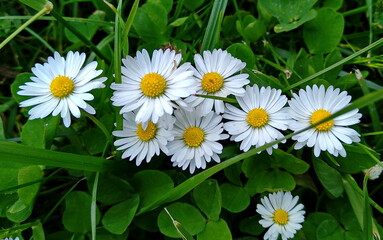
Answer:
[113, 112, 174, 166]
[17, 51, 106, 127]
[110, 49, 196, 124]
[185, 49, 249, 116]
[223, 85, 290, 154]
[288, 85, 362, 157]
[1, 238, 20, 240]
[256, 191, 305, 240]
[364, 162, 383, 180]
[168, 107, 229, 173]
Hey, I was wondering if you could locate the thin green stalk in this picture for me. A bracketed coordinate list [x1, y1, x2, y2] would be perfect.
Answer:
[85, 113, 113, 143]
[114, 0, 123, 130]
[91, 172, 99, 240]
[343, 6, 368, 16]
[0, 3, 52, 50]
[344, 174, 383, 214]
[25, 27, 55, 53]
[362, 131, 383, 136]
[121, 0, 140, 56]
[49, 9, 111, 64]
[356, 143, 383, 168]
[284, 37, 383, 92]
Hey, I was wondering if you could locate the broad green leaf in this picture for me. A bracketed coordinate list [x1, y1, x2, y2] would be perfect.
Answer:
[242, 154, 270, 178]
[193, 179, 221, 221]
[220, 183, 250, 213]
[184, 0, 205, 11]
[259, 0, 317, 32]
[18, 165, 43, 206]
[303, 8, 344, 54]
[197, 219, 232, 240]
[89, 173, 134, 205]
[157, 202, 205, 238]
[303, 212, 337, 239]
[223, 161, 243, 186]
[323, 0, 343, 10]
[32, 221, 45, 240]
[134, 210, 160, 232]
[332, 73, 359, 90]
[96, 228, 129, 240]
[102, 195, 139, 234]
[11, 73, 34, 105]
[82, 127, 107, 155]
[0, 167, 19, 193]
[239, 216, 264, 236]
[312, 158, 343, 198]
[343, 176, 364, 229]
[274, 10, 317, 33]
[148, 0, 173, 13]
[227, 43, 255, 69]
[316, 219, 344, 239]
[65, 11, 105, 43]
[21, 116, 60, 149]
[19, 0, 49, 11]
[323, 49, 343, 83]
[6, 199, 32, 222]
[131, 170, 174, 210]
[62, 191, 100, 233]
[271, 149, 310, 174]
[0, 193, 18, 217]
[333, 145, 378, 174]
[133, 2, 168, 43]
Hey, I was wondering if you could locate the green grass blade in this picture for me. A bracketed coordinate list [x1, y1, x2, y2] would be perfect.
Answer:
[363, 176, 373, 240]
[114, 0, 123, 130]
[91, 172, 99, 240]
[200, 0, 228, 51]
[0, 141, 123, 172]
[49, 10, 111, 64]
[284, 37, 383, 91]
[122, 0, 140, 56]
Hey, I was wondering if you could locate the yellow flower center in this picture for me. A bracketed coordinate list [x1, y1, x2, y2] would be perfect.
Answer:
[50, 75, 74, 98]
[246, 108, 269, 128]
[201, 72, 224, 93]
[310, 109, 334, 131]
[136, 122, 157, 141]
[274, 209, 289, 226]
[183, 127, 205, 147]
[140, 73, 166, 97]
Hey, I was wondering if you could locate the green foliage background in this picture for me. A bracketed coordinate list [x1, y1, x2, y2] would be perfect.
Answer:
[1, 0, 383, 239]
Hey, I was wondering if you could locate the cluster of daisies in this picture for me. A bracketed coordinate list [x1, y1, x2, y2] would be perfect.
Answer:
[18, 48, 362, 174]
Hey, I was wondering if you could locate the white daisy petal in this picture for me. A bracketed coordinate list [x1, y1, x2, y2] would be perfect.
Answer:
[168, 107, 226, 173]
[111, 49, 196, 124]
[185, 49, 249, 115]
[223, 84, 290, 154]
[288, 85, 362, 157]
[256, 191, 305, 240]
[17, 51, 105, 127]
[113, 112, 173, 165]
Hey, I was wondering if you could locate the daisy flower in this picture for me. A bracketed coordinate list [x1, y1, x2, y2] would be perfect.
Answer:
[185, 49, 250, 116]
[168, 107, 229, 174]
[223, 85, 290, 154]
[364, 162, 383, 180]
[113, 112, 174, 166]
[1, 238, 20, 240]
[256, 191, 305, 240]
[110, 49, 196, 124]
[288, 85, 362, 157]
[17, 51, 106, 127]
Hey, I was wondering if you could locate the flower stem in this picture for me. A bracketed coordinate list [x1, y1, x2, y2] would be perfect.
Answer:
[0, 3, 52, 50]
